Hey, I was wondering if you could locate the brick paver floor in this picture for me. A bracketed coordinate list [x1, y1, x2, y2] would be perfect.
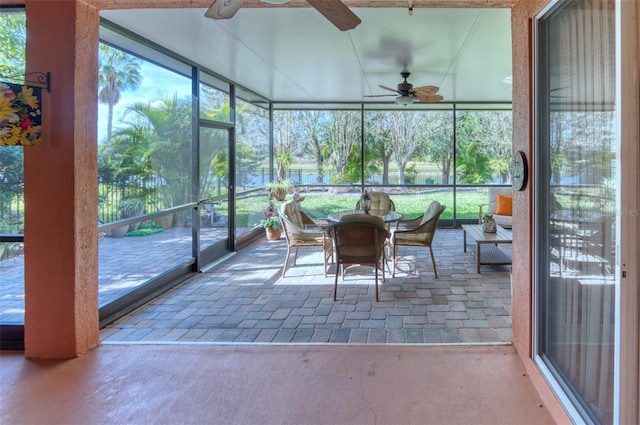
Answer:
[101, 229, 513, 344]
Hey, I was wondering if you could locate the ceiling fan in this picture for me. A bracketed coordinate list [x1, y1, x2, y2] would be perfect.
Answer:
[205, 0, 361, 31]
[367, 69, 444, 105]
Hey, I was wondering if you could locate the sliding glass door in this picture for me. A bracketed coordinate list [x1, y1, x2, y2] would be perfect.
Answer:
[534, 1, 618, 423]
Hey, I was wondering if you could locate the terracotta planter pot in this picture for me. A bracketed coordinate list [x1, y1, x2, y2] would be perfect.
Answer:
[266, 228, 281, 240]
[154, 213, 174, 229]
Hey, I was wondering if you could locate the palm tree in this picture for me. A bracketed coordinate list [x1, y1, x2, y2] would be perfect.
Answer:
[123, 94, 193, 207]
[0, 14, 26, 77]
[98, 44, 142, 141]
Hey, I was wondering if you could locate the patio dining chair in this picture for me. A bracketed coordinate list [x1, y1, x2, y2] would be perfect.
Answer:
[355, 191, 395, 255]
[392, 200, 445, 278]
[278, 201, 333, 279]
[355, 191, 396, 212]
[327, 214, 389, 302]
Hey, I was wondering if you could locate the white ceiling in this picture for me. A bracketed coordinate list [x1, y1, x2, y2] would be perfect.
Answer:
[101, 5, 513, 104]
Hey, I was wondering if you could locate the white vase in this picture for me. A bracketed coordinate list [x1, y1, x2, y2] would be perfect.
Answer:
[110, 225, 129, 237]
[483, 219, 497, 233]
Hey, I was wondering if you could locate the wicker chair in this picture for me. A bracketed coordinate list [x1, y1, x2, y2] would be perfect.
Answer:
[392, 201, 445, 278]
[278, 201, 333, 278]
[355, 191, 396, 212]
[355, 191, 395, 255]
[327, 214, 389, 301]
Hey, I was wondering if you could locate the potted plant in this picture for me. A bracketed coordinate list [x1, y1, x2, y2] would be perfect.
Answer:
[255, 206, 282, 240]
[111, 198, 146, 237]
[147, 200, 173, 229]
[265, 179, 294, 202]
[482, 214, 497, 233]
[118, 198, 146, 218]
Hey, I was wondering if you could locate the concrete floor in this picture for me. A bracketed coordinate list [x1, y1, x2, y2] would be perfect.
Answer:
[1, 228, 553, 424]
[1, 344, 556, 425]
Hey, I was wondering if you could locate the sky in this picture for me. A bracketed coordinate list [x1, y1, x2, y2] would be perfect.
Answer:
[97, 61, 191, 143]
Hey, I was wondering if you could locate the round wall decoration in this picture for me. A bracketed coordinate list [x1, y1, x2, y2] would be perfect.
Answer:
[512, 150, 528, 191]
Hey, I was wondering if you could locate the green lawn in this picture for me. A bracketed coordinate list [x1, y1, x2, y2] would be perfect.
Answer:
[193, 187, 494, 229]
[258, 189, 488, 221]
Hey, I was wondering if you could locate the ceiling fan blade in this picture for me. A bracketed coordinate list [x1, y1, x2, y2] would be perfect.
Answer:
[364, 94, 397, 98]
[379, 85, 400, 94]
[205, 0, 246, 19]
[410, 85, 440, 96]
[305, 0, 361, 31]
[415, 94, 444, 103]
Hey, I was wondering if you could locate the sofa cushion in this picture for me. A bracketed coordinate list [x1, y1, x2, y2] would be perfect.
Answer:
[493, 214, 513, 229]
[487, 187, 513, 215]
[495, 194, 513, 216]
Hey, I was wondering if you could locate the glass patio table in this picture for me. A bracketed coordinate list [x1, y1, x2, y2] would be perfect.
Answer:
[327, 209, 403, 223]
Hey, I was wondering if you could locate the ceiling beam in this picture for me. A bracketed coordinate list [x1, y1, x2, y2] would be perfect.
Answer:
[90, 0, 515, 11]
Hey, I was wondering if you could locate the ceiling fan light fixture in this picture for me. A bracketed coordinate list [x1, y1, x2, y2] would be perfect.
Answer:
[395, 95, 415, 105]
[261, 0, 290, 4]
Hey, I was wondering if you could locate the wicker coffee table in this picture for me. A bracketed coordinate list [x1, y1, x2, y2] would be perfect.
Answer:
[461, 224, 512, 273]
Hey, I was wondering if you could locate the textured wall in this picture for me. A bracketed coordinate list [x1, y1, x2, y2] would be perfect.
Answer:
[510, 1, 572, 423]
[24, 0, 100, 358]
[510, 0, 545, 360]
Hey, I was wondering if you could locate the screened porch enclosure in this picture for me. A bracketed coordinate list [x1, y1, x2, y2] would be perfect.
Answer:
[1, 12, 516, 340]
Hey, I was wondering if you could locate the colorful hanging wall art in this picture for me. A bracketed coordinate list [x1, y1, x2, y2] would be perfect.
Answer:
[0, 82, 42, 146]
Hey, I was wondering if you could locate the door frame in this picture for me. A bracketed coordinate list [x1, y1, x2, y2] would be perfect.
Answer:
[531, 0, 639, 423]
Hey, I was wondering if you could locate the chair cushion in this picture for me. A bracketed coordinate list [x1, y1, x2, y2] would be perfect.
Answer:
[495, 194, 513, 216]
[393, 232, 434, 246]
[281, 201, 304, 227]
[368, 192, 393, 211]
[420, 201, 442, 226]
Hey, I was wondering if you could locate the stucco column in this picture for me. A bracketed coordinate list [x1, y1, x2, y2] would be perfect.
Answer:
[24, 0, 100, 358]
[510, 0, 541, 359]
[510, 1, 570, 423]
